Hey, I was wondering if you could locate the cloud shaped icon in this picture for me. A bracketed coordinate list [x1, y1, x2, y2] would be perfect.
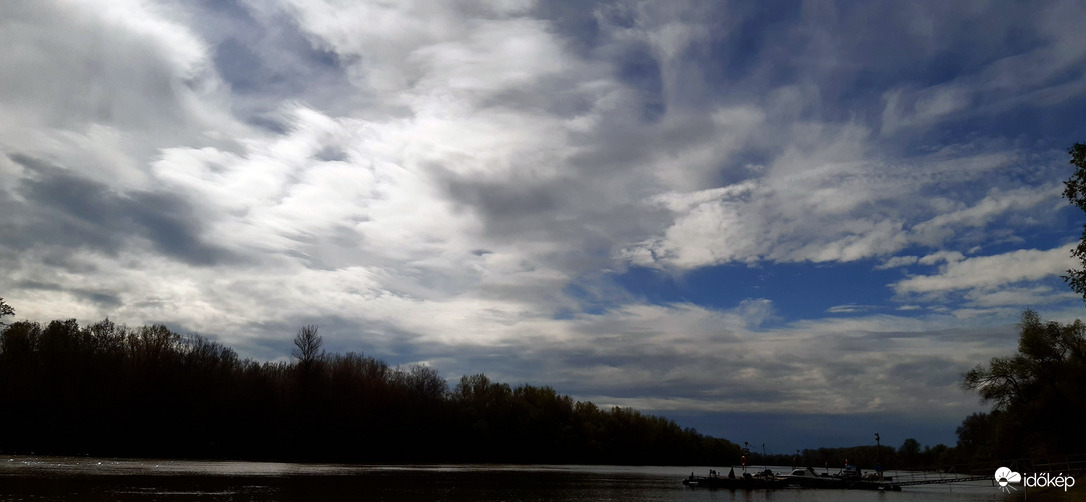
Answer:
[995, 467, 1022, 487]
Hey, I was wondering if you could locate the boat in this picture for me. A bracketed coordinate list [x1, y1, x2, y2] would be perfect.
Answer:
[786, 465, 896, 490]
[682, 468, 790, 489]
[786, 467, 846, 488]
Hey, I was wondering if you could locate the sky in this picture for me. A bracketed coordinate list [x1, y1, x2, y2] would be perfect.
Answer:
[3, 0, 1086, 452]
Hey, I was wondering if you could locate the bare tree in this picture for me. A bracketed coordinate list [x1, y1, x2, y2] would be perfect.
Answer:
[292, 324, 323, 367]
[405, 364, 448, 398]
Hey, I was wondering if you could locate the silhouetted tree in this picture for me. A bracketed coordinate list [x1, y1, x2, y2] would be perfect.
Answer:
[1063, 142, 1086, 300]
[955, 411, 1004, 462]
[403, 364, 448, 398]
[0, 298, 13, 326]
[0, 315, 741, 465]
[961, 309, 1086, 457]
[291, 325, 323, 369]
[898, 438, 921, 465]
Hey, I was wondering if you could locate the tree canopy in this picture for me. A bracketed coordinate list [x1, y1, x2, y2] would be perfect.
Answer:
[960, 309, 1086, 458]
[1062, 142, 1086, 301]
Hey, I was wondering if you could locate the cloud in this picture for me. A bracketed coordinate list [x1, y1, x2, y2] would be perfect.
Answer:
[399, 300, 1008, 420]
[918, 251, 966, 266]
[1, 0, 1083, 447]
[621, 143, 1053, 269]
[877, 256, 919, 270]
[892, 246, 1075, 296]
[826, 304, 880, 314]
[7, 153, 236, 263]
[909, 186, 1063, 247]
[879, 2, 1086, 135]
[0, 1, 246, 187]
[964, 286, 1076, 308]
[538, 307, 1014, 419]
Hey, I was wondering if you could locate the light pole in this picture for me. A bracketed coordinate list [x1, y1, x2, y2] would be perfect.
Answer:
[875, 433, 883, 480]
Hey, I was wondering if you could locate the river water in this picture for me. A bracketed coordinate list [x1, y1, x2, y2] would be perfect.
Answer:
[0, 456, 1079, 501]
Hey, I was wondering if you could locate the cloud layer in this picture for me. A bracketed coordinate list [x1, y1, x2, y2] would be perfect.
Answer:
[3, 0, 1085, 447]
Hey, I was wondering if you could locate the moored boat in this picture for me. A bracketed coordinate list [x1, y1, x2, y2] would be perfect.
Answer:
[786, 465, 896, 490]
[683, 468, 790, 489]
[787, 467, 845, 488]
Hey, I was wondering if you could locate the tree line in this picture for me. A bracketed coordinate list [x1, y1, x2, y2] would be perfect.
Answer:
[746, 441, 951, 472]
[0, 299, 1081, 468]
[0, 313, 738, 464]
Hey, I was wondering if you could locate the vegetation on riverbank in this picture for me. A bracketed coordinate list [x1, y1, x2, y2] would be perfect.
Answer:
[2, 296, 1084, 468]
[956, 309, 1086, 461]
[0, 315, 737, 464]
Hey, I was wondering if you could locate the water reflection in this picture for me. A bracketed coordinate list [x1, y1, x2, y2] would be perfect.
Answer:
[0, 456, 1077, 501]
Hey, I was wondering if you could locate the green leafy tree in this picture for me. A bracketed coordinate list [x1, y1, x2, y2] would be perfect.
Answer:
[1062, 142, 1086, 300]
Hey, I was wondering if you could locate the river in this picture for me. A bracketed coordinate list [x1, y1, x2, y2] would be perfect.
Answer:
[0, 456, 1079, 501]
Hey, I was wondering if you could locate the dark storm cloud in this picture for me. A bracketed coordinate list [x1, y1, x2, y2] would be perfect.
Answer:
[6, 153, 232, 266]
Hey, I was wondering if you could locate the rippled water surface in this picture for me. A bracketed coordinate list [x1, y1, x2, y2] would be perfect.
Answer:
[1, 456, 1079, 501]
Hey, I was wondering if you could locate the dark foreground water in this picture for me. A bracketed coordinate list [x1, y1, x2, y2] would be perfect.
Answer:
[0, 456, 1080, 501]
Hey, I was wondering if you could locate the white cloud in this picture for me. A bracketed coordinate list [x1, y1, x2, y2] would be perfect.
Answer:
[877, 256, 919, 270]
[881, 83, 971, 136]
[918, 250, 965, 266]
[964, 286, 1076, 308]
[826, 304, 879, 314]
[621, 141, 1046, 269]
[0, 0, 244, 188]
[541, 307, 1014, 418]
[892, 246, 1076, 295]
[910, 186, 1062, 246]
